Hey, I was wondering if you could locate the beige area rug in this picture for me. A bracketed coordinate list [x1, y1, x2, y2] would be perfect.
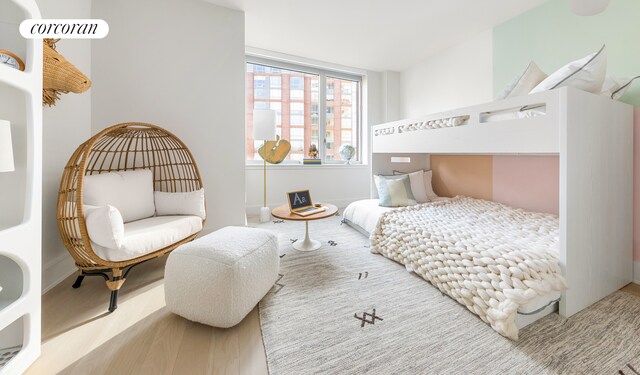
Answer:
[257, 215, 640, 375]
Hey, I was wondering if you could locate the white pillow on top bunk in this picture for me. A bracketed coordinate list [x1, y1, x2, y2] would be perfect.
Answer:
[499, 61, 547, 99]
[600, 75, 640, 100]
[530, 45, 607, 95]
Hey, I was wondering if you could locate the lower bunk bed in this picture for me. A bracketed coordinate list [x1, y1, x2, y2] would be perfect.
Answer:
[343, 196, 566, 340]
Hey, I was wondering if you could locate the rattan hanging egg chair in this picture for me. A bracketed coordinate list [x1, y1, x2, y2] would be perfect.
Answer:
[57, 122, 205, 312]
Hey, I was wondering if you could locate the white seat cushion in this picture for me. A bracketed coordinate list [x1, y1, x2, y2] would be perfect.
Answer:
[164, 226, 279, 328]
[83, 169, 156, 223]
[91, 215, 203, 262]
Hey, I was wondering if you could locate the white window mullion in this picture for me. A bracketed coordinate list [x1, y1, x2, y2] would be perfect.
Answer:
[319, 72, 327, 162]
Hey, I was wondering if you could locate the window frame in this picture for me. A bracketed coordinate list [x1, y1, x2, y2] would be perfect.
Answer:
[246, 56, 363, 165]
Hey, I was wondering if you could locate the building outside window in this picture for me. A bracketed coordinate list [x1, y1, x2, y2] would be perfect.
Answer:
[246, 59, 362, 163]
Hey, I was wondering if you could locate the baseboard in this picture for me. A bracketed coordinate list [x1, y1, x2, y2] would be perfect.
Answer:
[246, 198, 360, 217]
[42, 253, 77, 294]
[634, 261, 640, 285]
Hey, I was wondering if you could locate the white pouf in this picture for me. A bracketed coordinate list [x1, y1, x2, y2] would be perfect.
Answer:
[164, 226, 279, 328]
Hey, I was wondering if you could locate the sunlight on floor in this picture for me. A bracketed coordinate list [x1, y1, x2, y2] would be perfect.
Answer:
[27, 281, 165, 374]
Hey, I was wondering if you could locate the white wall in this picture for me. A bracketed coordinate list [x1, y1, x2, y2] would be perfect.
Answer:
[245, 165, 371, 215]
[245, 70, 385, 214]
[36, 0, 92, 292]
[382, 71, 401, 122]
[91, 0, 246, 231]
[400, 30, 494, 117]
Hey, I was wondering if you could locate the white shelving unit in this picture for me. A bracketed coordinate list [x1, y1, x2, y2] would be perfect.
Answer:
[0, 0, 42, 373]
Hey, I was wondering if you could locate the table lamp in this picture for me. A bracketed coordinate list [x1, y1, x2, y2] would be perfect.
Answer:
[253, 109, 277, 223]
[0, 119, 15, 173]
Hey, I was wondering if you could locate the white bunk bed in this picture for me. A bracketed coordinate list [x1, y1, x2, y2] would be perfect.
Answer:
[357, 86, 633, 331]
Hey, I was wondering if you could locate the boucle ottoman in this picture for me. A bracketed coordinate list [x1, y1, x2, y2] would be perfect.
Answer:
[164, 226, 279, 328]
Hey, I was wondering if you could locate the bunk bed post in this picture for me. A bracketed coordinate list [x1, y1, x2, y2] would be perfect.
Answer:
[558, 87, 634, 317]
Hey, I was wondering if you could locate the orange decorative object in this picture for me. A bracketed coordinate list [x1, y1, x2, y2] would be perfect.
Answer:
[258, 135, 291, 164]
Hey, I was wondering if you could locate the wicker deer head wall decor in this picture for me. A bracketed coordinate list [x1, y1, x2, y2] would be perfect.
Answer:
[43, 39, 92, 106]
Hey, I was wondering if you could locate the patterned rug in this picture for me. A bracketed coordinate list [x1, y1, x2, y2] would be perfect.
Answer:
[257, 215, 640, 375]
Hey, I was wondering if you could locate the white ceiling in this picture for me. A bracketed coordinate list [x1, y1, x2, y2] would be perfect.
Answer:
[204, 0, 548, 72]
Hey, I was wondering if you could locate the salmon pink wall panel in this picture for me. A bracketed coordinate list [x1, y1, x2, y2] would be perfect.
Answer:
[431, 155, 493, 200]
[492, 156, 559, 215]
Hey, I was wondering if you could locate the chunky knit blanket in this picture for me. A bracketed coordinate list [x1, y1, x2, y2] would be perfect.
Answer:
[370, 196, 567, 339]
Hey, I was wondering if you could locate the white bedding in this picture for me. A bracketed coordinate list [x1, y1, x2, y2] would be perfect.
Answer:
[343, 199, 396, 235]
[343, 198, 564, 330]
[343, 198, 449, 235]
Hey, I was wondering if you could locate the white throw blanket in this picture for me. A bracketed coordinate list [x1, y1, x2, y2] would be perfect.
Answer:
[370, 196, 567, 339]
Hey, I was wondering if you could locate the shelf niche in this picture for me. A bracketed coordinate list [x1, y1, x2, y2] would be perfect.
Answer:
[0, 1, 28, 68]
[0, 83, 27, 229]
[0, 255, 24, 311]
[0, 316, 24, 370]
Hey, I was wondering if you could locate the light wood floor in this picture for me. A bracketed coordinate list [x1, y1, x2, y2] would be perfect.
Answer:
[26, 256, 268, 375]
[622, 282, 640, 297]
[27, 257, 640, 375]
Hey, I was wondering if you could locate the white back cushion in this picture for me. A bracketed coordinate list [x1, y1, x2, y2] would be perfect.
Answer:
[154, 188, 206, 220]
[83, 169, 156, 223]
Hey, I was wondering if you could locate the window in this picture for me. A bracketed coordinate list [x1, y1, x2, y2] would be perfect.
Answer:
[290, 76, 304, 89]
[326, 77, 360, 162]
[270, 89, 281, 100]
[246, 59, 362, 163]
[270, 102, 282, 124]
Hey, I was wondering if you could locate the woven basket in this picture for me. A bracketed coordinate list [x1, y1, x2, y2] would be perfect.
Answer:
[43, 39, 91, 106]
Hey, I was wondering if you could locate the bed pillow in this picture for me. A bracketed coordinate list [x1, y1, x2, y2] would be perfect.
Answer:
[600, 75, 640, 100]
[85, 205, 125, 249]
[83, 169, 156, 223]
[423, 170, 438, 199]
[154, 188, 206, 220]
[374, 175, 416, 207]
[530, 45, 606, 95]
[391, 170, 428, 203]
[499, 61, 547, 99]
[393, 169, 439, 200]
